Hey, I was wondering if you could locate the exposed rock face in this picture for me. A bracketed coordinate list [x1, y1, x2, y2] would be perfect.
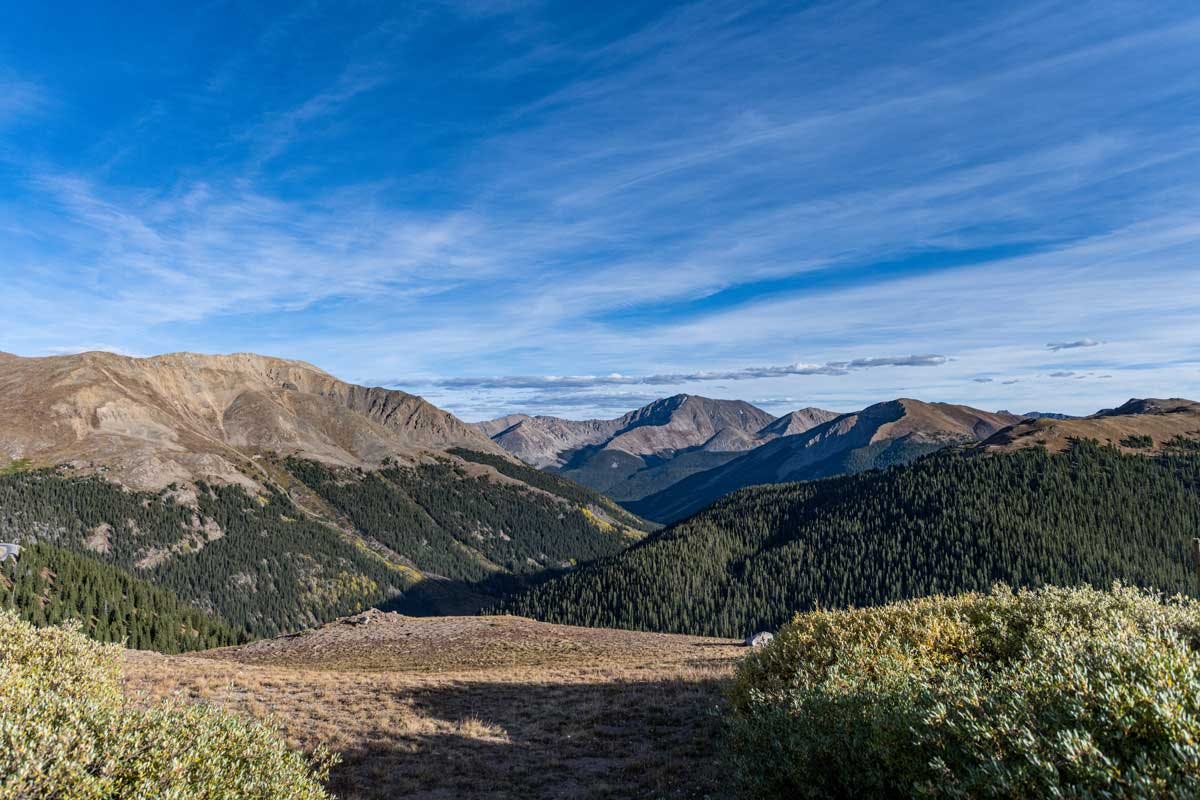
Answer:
[0, 350, 503, 490]
[629, 399, 1021, 524]
[483, 415, 621, 469]
[754, 407, 841, 441]
[604, 395, 777, 458]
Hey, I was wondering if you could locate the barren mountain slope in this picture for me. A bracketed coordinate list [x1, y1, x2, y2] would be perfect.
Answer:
[629, 399, 1020, 523]
[602, 394, 776, 456]
[483, 415, 622, 468]
[983, 397, 1200, 453]
[0, 350, 503, 490]
[754, 406, 841, 441]
[476, 394, 776, 469]
[470, 413, 532, 439]
[476, 394, 781, 500]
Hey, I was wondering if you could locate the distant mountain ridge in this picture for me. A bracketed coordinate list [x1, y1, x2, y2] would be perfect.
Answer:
[474, 394, 777, 467]
[1008, 410, 1077, 420]
[473, 395, 838, 502]
[626, 399, 1019, 523]
[478, 392, 1200, 526]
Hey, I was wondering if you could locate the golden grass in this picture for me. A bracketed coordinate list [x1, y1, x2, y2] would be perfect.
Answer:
[123, 613, 744, 799]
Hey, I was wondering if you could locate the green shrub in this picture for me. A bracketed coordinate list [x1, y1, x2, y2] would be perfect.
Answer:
[0, 610, 336, 799]
[1166, 436, 1200, 452]
[728, 585, 1200, 799]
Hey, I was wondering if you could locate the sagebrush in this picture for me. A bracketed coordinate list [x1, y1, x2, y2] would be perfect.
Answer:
[729, 584, 1200, 799]
[0, 610, 335, 799]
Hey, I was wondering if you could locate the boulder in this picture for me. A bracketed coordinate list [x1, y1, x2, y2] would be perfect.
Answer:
[745, 631, 773, 648]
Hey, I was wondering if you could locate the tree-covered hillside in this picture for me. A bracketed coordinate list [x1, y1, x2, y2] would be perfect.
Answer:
[2, 541, 239, 652]
[498, 441, 1200, 637]
[0, 454, 643, 643]
[0, 469, 414, 638]
[287, 456, 641, 582]
[446, 448, 655, 531]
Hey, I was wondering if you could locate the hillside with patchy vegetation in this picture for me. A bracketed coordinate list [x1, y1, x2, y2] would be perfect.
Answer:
[0, 450, 645, 640]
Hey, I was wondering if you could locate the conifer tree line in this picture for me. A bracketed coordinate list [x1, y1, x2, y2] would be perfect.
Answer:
[498, 441, 1200, 637]
[2, 541, 238, 652]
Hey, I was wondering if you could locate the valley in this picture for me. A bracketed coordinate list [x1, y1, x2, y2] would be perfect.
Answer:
[501, 438, 1200, 636]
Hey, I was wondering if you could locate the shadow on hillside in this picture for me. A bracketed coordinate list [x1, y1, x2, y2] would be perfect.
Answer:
[378, 571, 557, 617]
[325, 674, 734, 800]
[377, 578, 497, 616]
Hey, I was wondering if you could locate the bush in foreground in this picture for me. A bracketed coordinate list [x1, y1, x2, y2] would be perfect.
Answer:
[0, 610, 335, 799]
[729, 584, 1200, 799]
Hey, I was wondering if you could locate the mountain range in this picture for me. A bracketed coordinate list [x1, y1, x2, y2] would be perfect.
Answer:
[0, 351, 649, 644]
[5, 348, 1200, 650]
[478, 395, 1200, 526]
[471, 395, 837, 505]
[0, 350, 502, 492]
[475, 395, 1020, 523]
[501, 401, 1200, 636]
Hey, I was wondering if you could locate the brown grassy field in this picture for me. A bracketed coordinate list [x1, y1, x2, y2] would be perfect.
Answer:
[122, 611, 745, 799]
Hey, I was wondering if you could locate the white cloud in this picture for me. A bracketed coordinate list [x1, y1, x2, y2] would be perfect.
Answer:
[42, 344, 146, 358]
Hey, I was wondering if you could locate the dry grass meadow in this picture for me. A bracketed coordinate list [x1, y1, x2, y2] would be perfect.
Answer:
[122, 611, 745, 799]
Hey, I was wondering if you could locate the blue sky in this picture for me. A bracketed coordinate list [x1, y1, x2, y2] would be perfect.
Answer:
[1, 1, 1198, 420]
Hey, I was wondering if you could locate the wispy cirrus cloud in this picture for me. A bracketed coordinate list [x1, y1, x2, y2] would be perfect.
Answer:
[0, 78, 43, 125]
[1, 2, 1199, 419]
[427, 355, 948, 390]
[1047, 339, 1103, 351]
